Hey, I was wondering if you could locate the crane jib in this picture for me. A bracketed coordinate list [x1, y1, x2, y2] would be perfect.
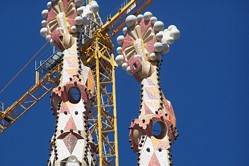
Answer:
[101, 0, 153, 37]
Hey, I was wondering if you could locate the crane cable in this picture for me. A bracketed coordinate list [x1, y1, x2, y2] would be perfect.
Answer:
[0, 42, 49, 95]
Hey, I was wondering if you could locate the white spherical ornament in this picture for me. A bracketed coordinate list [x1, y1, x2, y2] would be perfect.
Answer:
[137, 14, 144, 22]
[86, 11, 94, 18]
[150, 16, 157, 24]
[41, 9, 49, 19]
[154, 42, 163, 52]
[144, 11, 153, 20]
[46, 35, 51, 42]
[149, 53, 157, 61]
[75, 16, 84, 25]
[168, 25, 180, 40]
[165, 36, 174, 44]
[122, 63, 128, 70]
[126, 66, 132, 75]
[77, 7, 84, 14]
[47, 2, 52, 9]
[70, 26, 77, 33]
[89, 1, 99, 13]
[50, 39, 55, 46]
[125, 15, 137, 27]
[168, 25, 177, 30]
[116, 47, 122, 54]
[82, 17, 88, 25]
[40, 27, 48, 37]
[117, 35, 124, 45]
[156, 31, 163, 41]
[115, 55, 125, 66]
[154, 21, 164, 31]
[123, 27, 128, 35]
[161, 30, 174, 44]
[163, 44, 170, 53]
[74, 0, 84, 6]
[41, 20, 46, 27]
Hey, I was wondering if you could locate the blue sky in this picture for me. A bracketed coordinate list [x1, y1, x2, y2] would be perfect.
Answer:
[0, 0, 249, 165]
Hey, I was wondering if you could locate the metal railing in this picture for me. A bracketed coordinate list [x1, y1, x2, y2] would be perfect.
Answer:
[36, 51, 63, 76]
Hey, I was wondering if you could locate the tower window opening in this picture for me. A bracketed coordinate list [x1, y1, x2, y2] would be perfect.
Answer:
[68, 87, 81, 104]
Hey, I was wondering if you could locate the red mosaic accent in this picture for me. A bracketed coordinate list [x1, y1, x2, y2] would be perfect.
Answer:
[129, 109, 177, 152]
[51, 77, 93, 114]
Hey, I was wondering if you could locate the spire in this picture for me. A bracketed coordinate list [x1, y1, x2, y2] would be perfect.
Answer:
[116, 11, 180, 166]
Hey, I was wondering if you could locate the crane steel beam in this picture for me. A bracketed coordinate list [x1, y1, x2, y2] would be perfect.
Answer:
[0, 65, 61, 135]
[100, 0, 153, 37]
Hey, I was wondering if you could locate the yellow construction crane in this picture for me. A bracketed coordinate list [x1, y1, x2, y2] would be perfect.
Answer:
[0, 0, 153, 165]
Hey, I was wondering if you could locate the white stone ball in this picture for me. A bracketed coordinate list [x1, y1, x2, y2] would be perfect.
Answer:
[150, 16, 157, 24]
[70, 26, 77, 33]
[75, 16, 84, 25]
[149, 53, 157, 61]
[115, 55, 125, 66]
[86, 11, 94, 18]
[122, 63, 128, 70]
[154, 42, 163, 52]
[89, 1, 99, 13]
[41, 9, 49, 19]
[156, 31, 163, 41]
[123, 27, 128, 35]
[126, 66, 132, 75]
[165, 36, 175, 44]
[154, 21, 164, 31]
[82, 17, 88, 25]
[137, 14, 144, 22]
[144, 11, 153, 20]
[77, 7, 84, 14]
[41, 20, 46, 27]
[116, 47, 122, 54]
[46, 35, 51, 42]
[125, 15, 137, 27]
[163, 44, 170, 53]
[40, 27, 48, 37]
[168, 25, 180, 40]
[161, 30, 173, 44]
[74, 0, 84, 6]
[116, 35, 124, 45]
[47, 2, 52, 9]
[50, 39, 55, 46]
